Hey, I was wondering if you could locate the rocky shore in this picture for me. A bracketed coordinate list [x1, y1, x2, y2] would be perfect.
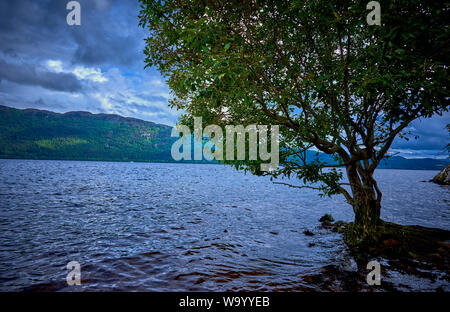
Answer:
[432, 164, 450, 185]
[313, 214, 450, 291]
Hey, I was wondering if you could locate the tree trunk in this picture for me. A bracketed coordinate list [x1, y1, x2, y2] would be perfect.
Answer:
[346, 164, 382, 241]
[352, 190, 381, 240]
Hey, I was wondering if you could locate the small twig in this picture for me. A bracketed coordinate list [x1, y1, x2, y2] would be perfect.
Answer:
[273, 181, 321, 190]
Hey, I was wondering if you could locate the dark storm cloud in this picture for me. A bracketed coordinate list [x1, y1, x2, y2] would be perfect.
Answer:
[0, 0, 73, 62]
[69, 1, 146, 67]
[0, 0, 145, 68]
[392, 114, 449, 152]
[0, 60, 82, 92]
[72, 33, 141, 67]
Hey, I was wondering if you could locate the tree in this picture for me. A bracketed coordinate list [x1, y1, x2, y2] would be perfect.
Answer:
[139, 0, 449, 241]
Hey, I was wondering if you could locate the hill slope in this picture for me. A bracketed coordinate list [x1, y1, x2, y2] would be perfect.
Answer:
[0, 105, 174, 162]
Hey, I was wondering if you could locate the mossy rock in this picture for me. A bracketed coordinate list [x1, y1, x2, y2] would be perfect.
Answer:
[319, 214, 334, 225]
[332, 221, 347, 233]
[431, 164, 450, 185]
[344, 220, 450, 268]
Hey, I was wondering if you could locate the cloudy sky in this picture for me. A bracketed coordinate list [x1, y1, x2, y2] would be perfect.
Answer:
[0, 0, 448, 158]
[0, 0, 177, 126]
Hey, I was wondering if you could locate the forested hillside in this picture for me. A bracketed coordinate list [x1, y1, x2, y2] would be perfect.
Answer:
[0, 105, 174, 162]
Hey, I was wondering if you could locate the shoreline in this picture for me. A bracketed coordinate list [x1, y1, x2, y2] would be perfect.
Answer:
[0, 157, 448, 171]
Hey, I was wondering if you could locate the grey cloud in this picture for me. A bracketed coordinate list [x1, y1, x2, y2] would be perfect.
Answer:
[0, 60, 82, 92]
[32, 98, 66, 110]
[392, 114, 449, 152]
[0, 91, 69, 112]
[68, 0, 146, 67]
[128, 102, 167, 114]
[71, 33, 142, 67]
[0, 0, 72, 61]
[0, 0, 145, 68]
[105, 94, 168, 114]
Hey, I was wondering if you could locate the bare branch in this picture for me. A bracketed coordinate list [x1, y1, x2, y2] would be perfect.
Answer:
[273, 181, 322, 191]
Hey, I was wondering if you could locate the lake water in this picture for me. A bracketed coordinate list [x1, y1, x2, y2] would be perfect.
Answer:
[0, 159, 449, 291]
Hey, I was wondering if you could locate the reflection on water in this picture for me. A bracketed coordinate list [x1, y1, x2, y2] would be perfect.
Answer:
[0, 159, 448, 291]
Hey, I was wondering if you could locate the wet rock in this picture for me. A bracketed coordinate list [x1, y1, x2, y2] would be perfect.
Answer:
[300, 264, 396, 292]
[319, 214, 334, 225]
[319, 214, 348, 233]
[437, 241, 450, 248]
[345, 221, 450, 278]
[331, 221, 347, 233]
[383, 238, 401, 247]
[428, 253, 442, 261]
[303, 230, 315, 236]
[431, 164, 450, 185]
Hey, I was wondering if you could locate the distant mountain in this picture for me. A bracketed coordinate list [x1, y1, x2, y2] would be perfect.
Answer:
[0, 105, 448, 170]
[299, 150, 449, 171]
[0, 105, 175, 162]
[376, 155, 449, 170]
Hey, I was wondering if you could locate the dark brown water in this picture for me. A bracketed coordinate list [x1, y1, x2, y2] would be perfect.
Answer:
[0, 159, 449, 291]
